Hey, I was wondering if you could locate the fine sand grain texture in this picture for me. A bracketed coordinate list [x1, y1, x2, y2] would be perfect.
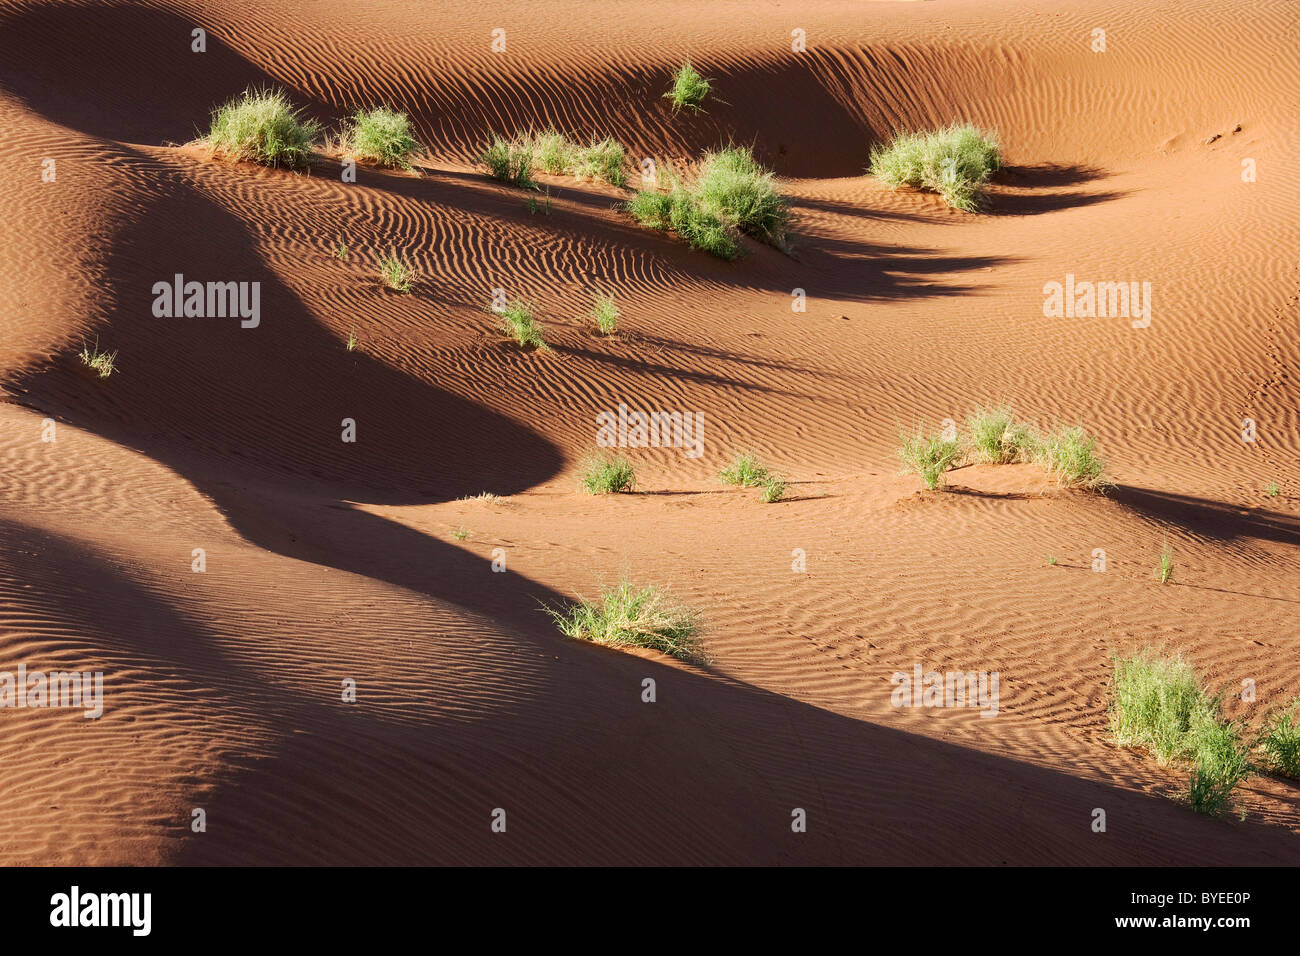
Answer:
[1, 0, 1297, 864]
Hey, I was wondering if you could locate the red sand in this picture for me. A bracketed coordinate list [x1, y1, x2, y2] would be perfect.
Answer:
[1, 0, 1297, 864]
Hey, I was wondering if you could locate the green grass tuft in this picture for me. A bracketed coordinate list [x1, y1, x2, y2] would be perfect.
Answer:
[898, 428, 963, 491]
[625, 146, 785, 257]
[719, 450, 771, 488]
[695, 147, 790, 248]
[1035, 424, 1109, 489]
[206, 87, 320, 168]
[579, 451, 635, 494]
[345, 330, 358, 351]
[347, 106, 422, 169]
[626, 186, 739, 259]
[1266, 481, 1280, 497]
[589, 294, 619, 335]
[1258, 698, 1300, 779]
[665, 188, 739, 258]
[529, 130, 574, 174]
[512, 130, 627, 186]
[379, 249, 415, 293]
[760, 475, 788, 503]
[479, 136, 538, 189]
[1110, 649, 1210, 764]
[547, 579, 703, 662]
[625, 189, 675, 229]
[1185, 711, 1251, 816]
[1110, 649, 1250, 816]
[1154, 543, 1175, 585]
[497, 300, 548, 350]
[965, 405, 1038, 464]
[664, 59, 711, 114]
[79, 340, 118, 379]
[571, 136, 627, 187]
[869, 123, 1001, 212]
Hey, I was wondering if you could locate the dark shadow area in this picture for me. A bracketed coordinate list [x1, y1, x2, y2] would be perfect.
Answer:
[7, 141, 563, 505]
[376, 163, 1019, 305]
[551, 343, 827, 402]
[1112, 486, 1300, 549]
[984, 164, 1126, 216]
[0, 2, 338, 145]
[1164, 582, 1300, 606]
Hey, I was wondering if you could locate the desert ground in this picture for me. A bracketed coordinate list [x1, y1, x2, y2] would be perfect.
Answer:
[1, 0, 1297, 865]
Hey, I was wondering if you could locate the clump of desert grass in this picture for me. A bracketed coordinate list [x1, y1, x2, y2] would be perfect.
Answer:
[572, 137, 628, 186]
[625, 146, 788, 258]
[695, 147, 790, 248]
[589, 293, 620, 335]
[79, 339, 118, 379]
[869, 123, 1002, 212]
[1265, 481, 1280, 497]
[1111, 650, 1211, 764]
[760, 475, 788, 503]
[964, 405, 1037, 464]
[1153, 543, 1175, 585]
[378, 249, 416, 293]
[898, 428, 963, 491]
[719, 451, 789, 502]
[345, 330, 358, 351]
[204, 87, 320, 168]
[497, 299, 548, 350]
[1185, 712, 1252, 816]
[897, 407, 1109, 492]
[1258, 697, 1300, 779]
[579, 450, 635, 494]
[526, 186, 553, 216]
[1034, 424, 1109, 489]
[524, 130, 627, 186]
[479, 135, 538, 189]
[1109, 649, 1251, 816]
[547, 579, 703, 663]
[528, 130, 573, 176]
[663, 59, 711, 114]
[626, 185, 739, 259]
[346, 106, 422, 169]
[487, 130, 628, 187]
[719, 450, 771, 488]
[334, 238, 349, 261]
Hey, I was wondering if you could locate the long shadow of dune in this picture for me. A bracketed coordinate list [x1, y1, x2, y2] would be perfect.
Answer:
[8, 513, 1300, 865]
[332, 157, 1019, 306]
[8, 147, 562, 504]
[0, 2, 333, 146]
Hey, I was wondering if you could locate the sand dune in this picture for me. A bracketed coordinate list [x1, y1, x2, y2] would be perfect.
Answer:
[1, 0, 1297, 864]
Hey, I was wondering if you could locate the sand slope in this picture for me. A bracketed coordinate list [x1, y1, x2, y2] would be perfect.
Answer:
[1, 0, 1297, 864]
